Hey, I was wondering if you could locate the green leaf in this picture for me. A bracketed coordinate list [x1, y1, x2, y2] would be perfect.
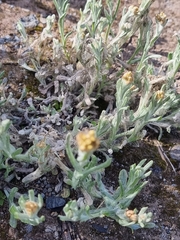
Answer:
[11, 148, 23, 158]
[118, 169, 128, 196]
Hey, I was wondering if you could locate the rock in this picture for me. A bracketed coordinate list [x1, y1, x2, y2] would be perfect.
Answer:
[91, 223, 108, 233]
[19, 14, 39, 30]
[169, 145, 180, 161]
[45, 196, 66, 209]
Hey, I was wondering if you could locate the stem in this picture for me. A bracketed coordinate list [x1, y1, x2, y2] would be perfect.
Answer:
[83, 157, 111, 176]
[65, 134, 83, 172]
[105, 0, 121, 43]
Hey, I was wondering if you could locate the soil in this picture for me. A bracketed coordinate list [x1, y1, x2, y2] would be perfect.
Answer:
[0, 1, 180, 240]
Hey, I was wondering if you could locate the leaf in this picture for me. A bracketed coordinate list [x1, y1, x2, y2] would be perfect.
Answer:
[12, 148, 23, 158]
[118, 169, 128, 190]
[144, 222, 156, 228]
[18, 60, 37, 72]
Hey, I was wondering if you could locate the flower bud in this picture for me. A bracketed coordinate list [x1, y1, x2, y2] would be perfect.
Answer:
[76, 130, 100, 152]
[155, 90, 165, 100]
[129, 5, 139, 15]
[122, 71, 134, 85]
[25, 201, 38, 216]
[125, 209, 138, 223]
[130, 213, 138, 222]
[125, 210, 134, 218]
[36, 141, 46, 148]
[156, 12, 167, 25]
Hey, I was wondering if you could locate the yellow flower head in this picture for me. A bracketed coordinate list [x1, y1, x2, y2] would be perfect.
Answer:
[36, 141, 46, 148]
[156, 90, 165, 100]
[125, 209, 138, 223]
[156, 12, 167, 25]
[76, 130, 100, 152]
[24, 201, 38, 216]
[122, 71, 134, 85]
[129, 5, 139, 15]
[133, 6, 139, 15]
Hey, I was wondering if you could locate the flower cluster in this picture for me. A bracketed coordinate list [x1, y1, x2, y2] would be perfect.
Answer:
[76, 130, 100, 152]
[125, 209, 138, 222]
[156, 12, 167, 25]
[122, 71, 134, 85]
[155, 90, 165, 100]
[36, 141, 46, 148]
[130, 5, 139, 15]
[24, 201, 39, 216]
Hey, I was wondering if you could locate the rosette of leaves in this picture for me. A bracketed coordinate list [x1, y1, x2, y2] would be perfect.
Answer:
[5, 188, 45, 228]
[59, 158, 155, 230]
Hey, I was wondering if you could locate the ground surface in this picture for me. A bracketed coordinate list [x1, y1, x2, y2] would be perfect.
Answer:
[0, 0, 180, 240]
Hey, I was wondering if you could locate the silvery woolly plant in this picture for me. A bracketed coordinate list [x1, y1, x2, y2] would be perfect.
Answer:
[1, 0, 180, 230]
[4, 188, 44, 228]
[0, 119, 56, 183]
[17, 14, 57, 80]
[93, 2, 180, 150]
[96, 69, 180, 150]
[58, 130, 111, 190]
[58, 130, 155, 230]
[0, 119, 31, 178]
[72, 0, 159, 106]
[53, 0, 72, 60]
[16, 0, 180, 133]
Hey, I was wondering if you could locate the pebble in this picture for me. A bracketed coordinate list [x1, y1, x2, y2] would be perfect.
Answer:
[46, 196, 66, 209]
[0, 35, 20, 44]
[91, 223, 108, 233]
[47, 187, 52, 192]
[20, 14, 39, 29]
[51, 212, 58, 217]
[54, 231, 59, 239]
[24, 224, 33, 233]
[169, 145, 180, 161]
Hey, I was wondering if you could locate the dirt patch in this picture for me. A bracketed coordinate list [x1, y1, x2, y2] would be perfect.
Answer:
[0, 1, 180, 240]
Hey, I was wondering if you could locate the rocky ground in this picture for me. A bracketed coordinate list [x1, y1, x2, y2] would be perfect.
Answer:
[0, 1, 180, 240]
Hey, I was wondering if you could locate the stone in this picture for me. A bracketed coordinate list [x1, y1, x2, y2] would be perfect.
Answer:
[46, 196, 66, 209]
[169, 145, 180, 161]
